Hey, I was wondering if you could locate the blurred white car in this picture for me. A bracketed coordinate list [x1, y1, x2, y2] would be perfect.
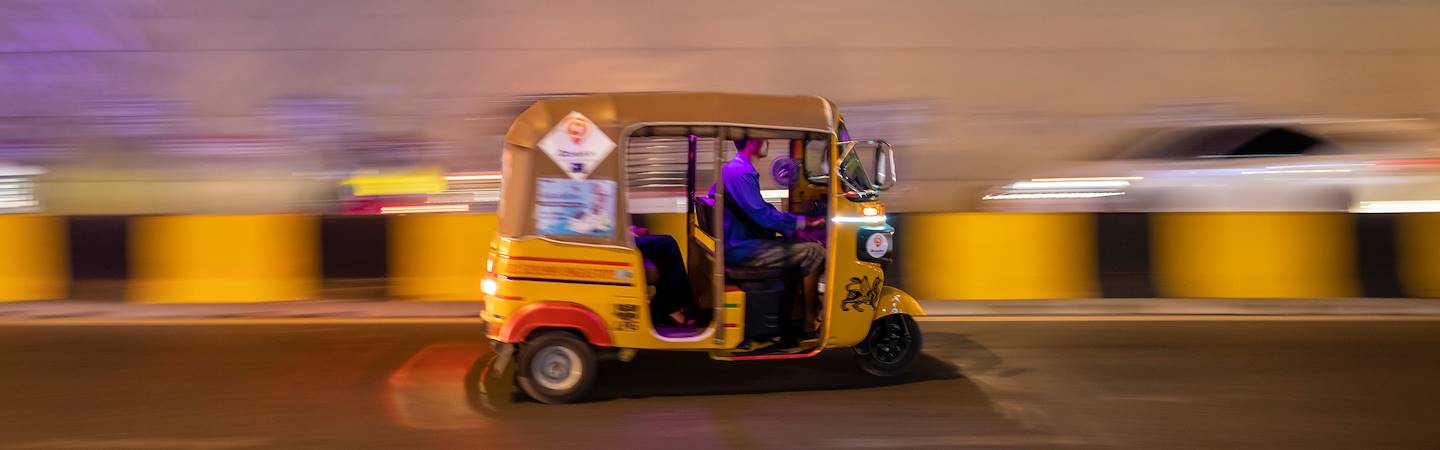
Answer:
[0, 163, 43, 213]
[980, 119, 1440, 213]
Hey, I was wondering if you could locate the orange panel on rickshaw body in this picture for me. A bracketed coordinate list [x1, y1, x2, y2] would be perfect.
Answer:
[494, 302, 613, 347]
[484, 236, 648, 346]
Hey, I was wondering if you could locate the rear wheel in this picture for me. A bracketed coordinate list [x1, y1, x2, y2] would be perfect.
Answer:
[855, 314, 922, 377]
[517, 331, 597, 404]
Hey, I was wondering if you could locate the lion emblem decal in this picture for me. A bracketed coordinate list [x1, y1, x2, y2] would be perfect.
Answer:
[842, 276, 883, 312]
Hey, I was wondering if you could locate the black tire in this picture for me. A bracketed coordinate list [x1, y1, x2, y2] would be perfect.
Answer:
[855, 314, 922, 377]
[516, 331, 597, 404]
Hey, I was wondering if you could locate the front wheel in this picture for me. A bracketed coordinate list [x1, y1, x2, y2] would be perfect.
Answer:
[855, 314, 922, 377]
[517, 331, 597, 404]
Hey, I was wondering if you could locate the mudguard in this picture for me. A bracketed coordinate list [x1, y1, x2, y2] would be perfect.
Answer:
[874, 286, 925, 318]
[496, 302, 613, 346]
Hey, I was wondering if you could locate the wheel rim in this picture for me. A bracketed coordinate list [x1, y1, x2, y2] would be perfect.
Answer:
[871, 317, 911, 364]
[531, 345, 583, 391]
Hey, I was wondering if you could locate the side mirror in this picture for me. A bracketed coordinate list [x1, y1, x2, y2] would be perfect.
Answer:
[871, 140, 896, 191]
[844, 140, 897, 191]
[771, 157, 799, 187]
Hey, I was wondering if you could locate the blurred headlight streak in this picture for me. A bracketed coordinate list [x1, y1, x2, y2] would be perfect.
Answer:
[1010, 180, 1132, 190]
[1241, 169, 1353, 175]
[983, 192, 1126, 201]
[1241, 163, 1368, 175]
[1351, 201, 1440, 213]
[444, 174, 502, 182]
[1031, 177, 1144, 182]
[380, 205, 470, 214]
[1373, 158, 1440, 166]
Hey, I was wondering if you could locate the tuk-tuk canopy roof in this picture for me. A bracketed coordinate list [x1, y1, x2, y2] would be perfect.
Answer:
[504, 92, 837, 149]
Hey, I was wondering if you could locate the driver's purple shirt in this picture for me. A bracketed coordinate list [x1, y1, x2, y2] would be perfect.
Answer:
[708, 155, 801, 263]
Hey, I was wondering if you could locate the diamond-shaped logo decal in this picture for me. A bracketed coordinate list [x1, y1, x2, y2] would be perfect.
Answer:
[536, 111, 616, 180]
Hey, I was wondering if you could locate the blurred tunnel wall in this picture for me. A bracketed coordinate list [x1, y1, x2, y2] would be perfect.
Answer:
[6, 211, 1440, 302]
[4, 0, 1440, 213]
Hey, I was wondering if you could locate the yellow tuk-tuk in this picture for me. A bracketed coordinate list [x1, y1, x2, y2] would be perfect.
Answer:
[482, 92, 924, 403]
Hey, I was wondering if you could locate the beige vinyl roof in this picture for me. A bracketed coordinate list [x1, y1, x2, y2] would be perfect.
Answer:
[504, 92, 837, 148]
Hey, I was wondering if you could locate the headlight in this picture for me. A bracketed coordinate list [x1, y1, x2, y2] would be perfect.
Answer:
[481, 278, 498, 296]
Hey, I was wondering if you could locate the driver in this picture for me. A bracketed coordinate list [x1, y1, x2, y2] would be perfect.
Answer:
[710, 138, 825, 330]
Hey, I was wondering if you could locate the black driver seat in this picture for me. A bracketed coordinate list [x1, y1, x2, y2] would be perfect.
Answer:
[692, 196, 789, 281]
[694, 195, 793, 339]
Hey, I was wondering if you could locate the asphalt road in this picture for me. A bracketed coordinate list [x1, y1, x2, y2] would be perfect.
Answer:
[2, 318, 1439, 449]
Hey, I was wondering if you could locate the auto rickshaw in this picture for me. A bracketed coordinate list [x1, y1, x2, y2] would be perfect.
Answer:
[482, 92, 924, 403]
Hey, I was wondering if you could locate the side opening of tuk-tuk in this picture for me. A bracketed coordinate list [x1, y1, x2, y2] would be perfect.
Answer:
[626, 125, 837, 354]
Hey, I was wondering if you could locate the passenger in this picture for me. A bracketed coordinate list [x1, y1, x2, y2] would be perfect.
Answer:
[632, 225, 697, 326]
[709, 138, 826, 330]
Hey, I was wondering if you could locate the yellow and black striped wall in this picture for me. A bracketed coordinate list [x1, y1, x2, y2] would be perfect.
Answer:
[892, 212, 1440, 300]
[2, 214, 496, 303]
[2, 212, 1438, 302]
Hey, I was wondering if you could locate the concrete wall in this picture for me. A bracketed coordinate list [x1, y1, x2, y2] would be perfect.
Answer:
[4, 0, 1440, 212]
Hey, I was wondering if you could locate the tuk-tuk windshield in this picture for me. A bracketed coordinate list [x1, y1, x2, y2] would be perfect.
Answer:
[836, 143, 876, 199]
